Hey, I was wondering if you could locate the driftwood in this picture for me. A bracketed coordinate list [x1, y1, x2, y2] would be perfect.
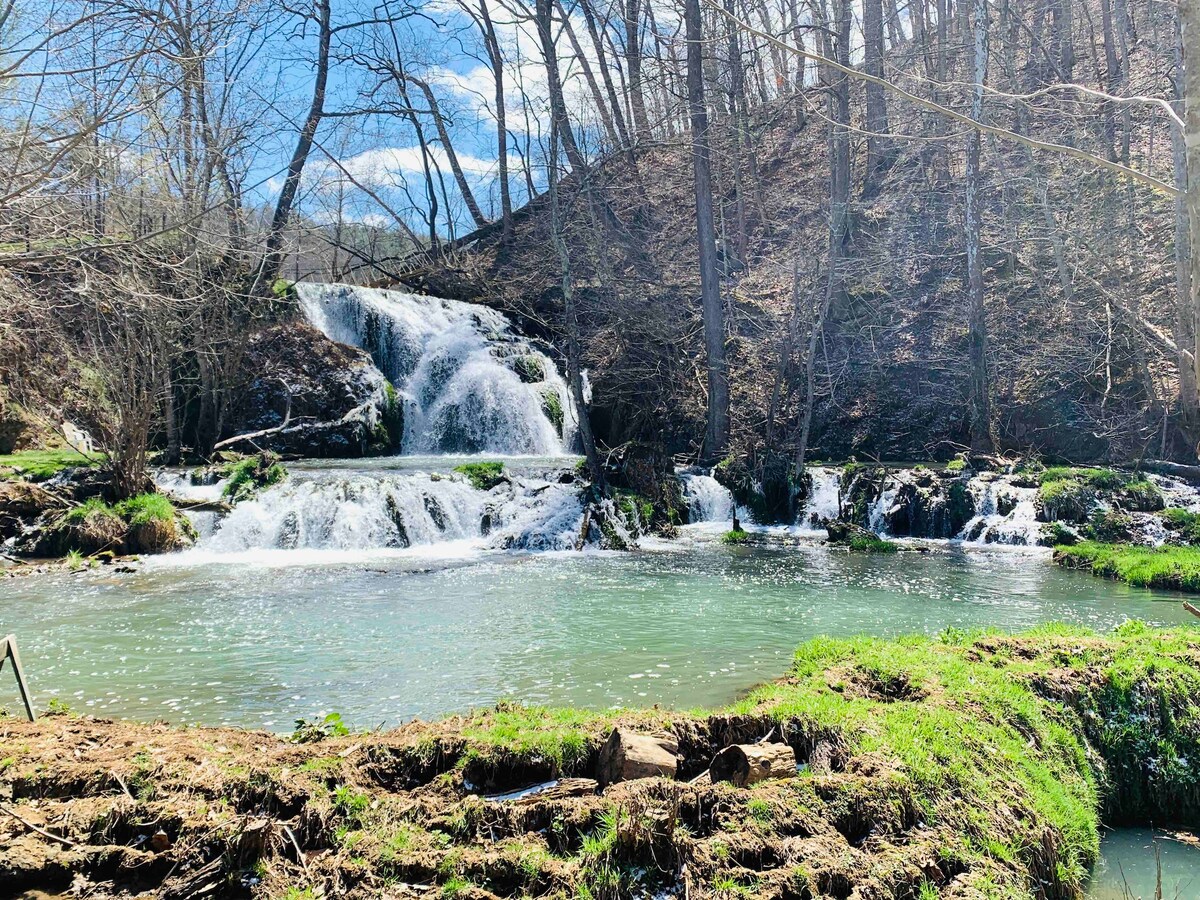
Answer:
[508, 777, 597, 806]
[1185, 601, 1200, 620]
[597, 728, 678, 787]
[160, 857, 225, 900]
[709, 742, 797, 787]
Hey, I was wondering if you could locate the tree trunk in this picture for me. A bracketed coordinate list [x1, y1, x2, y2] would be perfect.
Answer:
[252, 0, 330, 296]
[555, 0, 620, 149]
[476, 0, 513, 245]
[547, 119, 605, 489]
[580, 0, 633, 152]
[624, 0, 650, 138]
[597, 728, 678, 787]
[966, 0, 992, 451]
[685, 0, 730, 461]
[862, 0, 892, 191]
[1182, 0, 1200, 449]
[710, 743, 797, 787]
[535, 0, 587, 173]
[407, 76, 489, 229]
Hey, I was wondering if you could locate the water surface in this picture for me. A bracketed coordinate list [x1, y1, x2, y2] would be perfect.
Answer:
[1, 537, 1191, 730]
[1087, 828, 1200, 899]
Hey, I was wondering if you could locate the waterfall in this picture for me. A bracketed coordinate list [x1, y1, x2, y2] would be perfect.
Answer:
[679, 473, 736, 524]
[297, 283, 576, 455]
[174, 467, 584, 558]
[957, 477, 1041, 546]
[800, 467, 841, 528]
[868, 483, 900, 535]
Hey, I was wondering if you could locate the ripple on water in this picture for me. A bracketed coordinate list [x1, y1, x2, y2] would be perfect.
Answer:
[2, 543, 1193, 730]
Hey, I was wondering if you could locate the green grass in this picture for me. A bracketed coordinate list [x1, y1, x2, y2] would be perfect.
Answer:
[64, 496, 120, 523]
[114, 492, 176, 525]
[721, 528, 751, 544]
[453, 461, 506, 491]
[848, 532, 899, 552]
[0, 449, 102, 480]
[1041, 466, 1128, 489]
[1053, 541, 1200, 591]
[945, 457, 966, 473]
[1162, 508, 1200, 543]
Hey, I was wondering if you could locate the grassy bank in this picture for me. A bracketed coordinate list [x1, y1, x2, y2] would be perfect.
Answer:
[3, 626, 1199, 899]
[1054, 541, 1200, 592]
[0, 448, 101, 480]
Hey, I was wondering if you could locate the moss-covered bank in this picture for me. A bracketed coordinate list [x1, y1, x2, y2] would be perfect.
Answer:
[3, 626, 1199, 899]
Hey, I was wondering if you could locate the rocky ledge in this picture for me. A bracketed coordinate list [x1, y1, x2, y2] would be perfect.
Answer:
[220, 322, 402, 459]
[2, 625, 1198, 900]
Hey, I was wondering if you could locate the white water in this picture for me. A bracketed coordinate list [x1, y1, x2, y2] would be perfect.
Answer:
[801, 466, 841, 527]
[680, 473, 735, 524]
[958, 479, 1042, 546]
[165, 464, 584, 564]
[297, 283, 576, 455]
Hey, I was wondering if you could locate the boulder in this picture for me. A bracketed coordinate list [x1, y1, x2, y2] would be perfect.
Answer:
[220, 321, 401, 458]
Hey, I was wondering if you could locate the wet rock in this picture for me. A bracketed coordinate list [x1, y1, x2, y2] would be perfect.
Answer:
[221, 321, 400, 459]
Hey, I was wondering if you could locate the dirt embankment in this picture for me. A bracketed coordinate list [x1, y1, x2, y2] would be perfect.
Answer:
[2, 626, 1199, 900]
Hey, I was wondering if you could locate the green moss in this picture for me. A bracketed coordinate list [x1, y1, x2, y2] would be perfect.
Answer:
[222, 454, 287, 503]
[1041, 467, 1128, 489]
[0, 449, 102, 480]
[114, 492, 176, 526]
[945, 457, 966, 473]
[848, 532, 899, 552]
[1039, 521, 1078, 547]
[513, 355, 545, 383]
[541, 389, 564, 436]
[1038, 477, 1095, 523]
[1120, 478, 1164, 511]
[1054, 541, 1200, 592]
[453, 461, 505, 491]
[721, 528, 751, 544]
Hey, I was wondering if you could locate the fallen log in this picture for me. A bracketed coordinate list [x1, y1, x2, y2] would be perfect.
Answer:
[709, 742, 797, 787]
[597, 728, 678, 787]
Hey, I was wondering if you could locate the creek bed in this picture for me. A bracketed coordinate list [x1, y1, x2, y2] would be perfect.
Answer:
[1, 535, 1193, 730]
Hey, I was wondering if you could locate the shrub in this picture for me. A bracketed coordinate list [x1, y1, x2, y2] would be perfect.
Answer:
[454, 461, 505, 491]
[1162, 508, 1200, 544]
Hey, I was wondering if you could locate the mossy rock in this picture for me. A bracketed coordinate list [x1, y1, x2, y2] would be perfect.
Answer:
[512, 355, 545, 384]
[222, 452, 287, 503]
[540, 389, 564, 437]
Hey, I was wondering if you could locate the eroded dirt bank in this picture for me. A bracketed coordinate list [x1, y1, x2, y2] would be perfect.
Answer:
[2, 625, 1199, 900]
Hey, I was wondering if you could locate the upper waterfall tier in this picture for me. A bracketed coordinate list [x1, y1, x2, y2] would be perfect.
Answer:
[297, 283, 576, 455]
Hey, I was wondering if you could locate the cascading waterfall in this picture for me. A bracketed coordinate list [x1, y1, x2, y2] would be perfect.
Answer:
[169, 468, 584, 558]
[800, 467, 841, 528]
[957, 479, 1041, 545]
[679, 472, 736, 524]
[297, 283, 577, 455]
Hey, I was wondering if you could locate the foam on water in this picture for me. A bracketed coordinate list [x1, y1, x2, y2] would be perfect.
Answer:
[163, 468, 585, 564]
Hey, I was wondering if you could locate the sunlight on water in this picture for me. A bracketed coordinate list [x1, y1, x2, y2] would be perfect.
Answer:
[2, 542, 1192, 731]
